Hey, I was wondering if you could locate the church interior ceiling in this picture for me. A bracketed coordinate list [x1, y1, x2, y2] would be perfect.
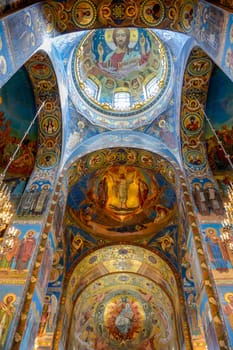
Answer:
[0, 0, 232, 349]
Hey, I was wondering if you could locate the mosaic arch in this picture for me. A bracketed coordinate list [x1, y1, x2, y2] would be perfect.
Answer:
[0, 0, 196, 35]
[9, 50, 64, 216]
[55, 244, 190, 348]
[6, 51, 64, 350]
[42, 0, 195, 33]
[69, 273, 180, 350]
[180, 47, 231, 348]
[25, 51, 62, 154]
[180, 46, 214, 178]
[70, 28, 174, 129]
[66, 148, 178, 240]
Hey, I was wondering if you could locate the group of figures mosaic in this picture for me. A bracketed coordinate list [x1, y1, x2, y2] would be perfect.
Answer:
[192, 180, 224, 216]
[0, 228, 37, 270]
[16, 182, 50, 217]
[67, 148, 177, 241]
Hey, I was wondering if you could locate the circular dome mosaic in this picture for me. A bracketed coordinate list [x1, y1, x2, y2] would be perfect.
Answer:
[70, 28, 173, 129]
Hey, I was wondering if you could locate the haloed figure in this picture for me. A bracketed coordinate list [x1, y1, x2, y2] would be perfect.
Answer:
[97, 28, 149, 72]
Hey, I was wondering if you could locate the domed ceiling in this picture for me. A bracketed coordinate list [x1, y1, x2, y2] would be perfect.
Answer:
[67, 148, 178, 242]
[69, 28, 173, 129]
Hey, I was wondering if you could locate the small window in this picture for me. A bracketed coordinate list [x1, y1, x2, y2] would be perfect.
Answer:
[145, 78, 159, 99]
[114, 91, 131, 110]
[85, 78, 99, 99]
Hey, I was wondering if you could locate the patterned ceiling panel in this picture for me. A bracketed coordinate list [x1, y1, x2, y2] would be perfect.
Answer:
[39, 0, 194, 34]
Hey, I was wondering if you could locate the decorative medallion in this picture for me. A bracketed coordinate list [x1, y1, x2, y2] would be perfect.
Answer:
[40, 115, 60, 136]
[72, 0, 97, 28]
[187, 57, 212, 76]
[42, 4, 55, 33]
[37, 152, 58, 169]
[140, 0, 165, 26]
[97, 1, 138, 26]
[184, 149, 207, 171]
[182, 113, 203, 134]
[29, 61, 52, 79]
[179, 0, 194, 33]
[111, 3, 126, 20]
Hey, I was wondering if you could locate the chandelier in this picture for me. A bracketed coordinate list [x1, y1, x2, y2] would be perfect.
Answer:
[0, 176, 13, 233]
[0, 102, 45, 234]
[222, 182, 233, 250]
[0, 226, 19, 254]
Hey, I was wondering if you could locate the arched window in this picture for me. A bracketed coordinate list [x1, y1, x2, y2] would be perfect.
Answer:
[85, 78, 99, 99]
[113, 91, 131, 110]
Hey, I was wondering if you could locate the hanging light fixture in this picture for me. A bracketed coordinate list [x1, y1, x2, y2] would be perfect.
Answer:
[199, 102, 233, 250]
[0, 226, 19, 255]
[0, 176, 14, 232]
[0, 102, 45, 234]
[221, 182, 233, 250]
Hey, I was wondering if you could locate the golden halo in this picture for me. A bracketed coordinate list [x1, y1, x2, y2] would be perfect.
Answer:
[26, 229, 36, 236]
[224, 292, 233, 303]
[3, 293, 16, 304]
[104, 28, 139, 50]
[53, 252, 60, 265]
[206, 227, 216, 235]
[159, 119, 166, 128]
[203, 182, 213, 189]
